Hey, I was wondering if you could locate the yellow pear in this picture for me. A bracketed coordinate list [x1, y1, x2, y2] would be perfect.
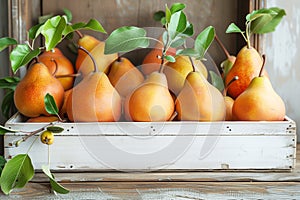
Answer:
[76, 35, 118, 76]
[108, 57, 144, 97]
[14, 62, 64, 117]
[67, 47, 121, 122]
[176, 71, 226, 121]
[223, 76, 238, 121]
[164, 55, 208, 95]
[124, 71, 174, 121]
[232, 57, 285, 121]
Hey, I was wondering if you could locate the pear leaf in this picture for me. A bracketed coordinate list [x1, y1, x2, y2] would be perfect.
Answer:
[63, 8, 72, 23]
[47, 126, 64, 133]
[28, 23, 44, 39]
[104, 26, 149, 54]
[170, 37, 185, 48]
[176, 48, 199, 58]
[251, 7, 286, 34]
[0, 124, 18, 135]
[194, 26, 215, 59]
[0, 156, 6, 176]
[153, 10, 165, 22]
[164, 55, 176, 63]
[44, 93, 59, 116]
[209, 70, 224, 92]
[0, 76, 20, 90]
[0, 37, 17, 52]
[10, 45, 41, 73]
[181, 23, 194, 37]
[168, 11, 187, 40]
[165, 5, 171, 24]
[72, 19, 106, 33]
[226, 23, 243, 34]
[42, 165, 69, 194]
[0, 154, 34, 195]
[170, 3, 186, 14]
[38, 14, 54, 24]
[221, 59, 234, 80]
[1, 90, 15, 120]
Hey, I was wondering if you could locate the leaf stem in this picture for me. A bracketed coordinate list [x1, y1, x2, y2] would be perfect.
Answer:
[215, 35, 230, 58]
[245, 21, 251, 48]
[78, 46, 98, 73]
[75, 30, 83, 38]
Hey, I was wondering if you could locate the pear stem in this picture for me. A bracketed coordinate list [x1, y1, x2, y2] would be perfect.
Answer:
[78, 46, 98, 73]
[75, 30, 83, 39]
[215, 35, 230, 59]
[117, 56, 121, 62]
[55, 73, 81, 78]
[50, 58, 58, 76]
[224, 75, 239, 96]
[259, 54, 266, 77]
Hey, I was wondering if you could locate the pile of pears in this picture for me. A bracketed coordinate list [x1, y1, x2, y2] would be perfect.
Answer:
[14, 35, 286, 123]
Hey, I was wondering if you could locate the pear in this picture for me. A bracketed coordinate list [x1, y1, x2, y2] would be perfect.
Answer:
[67, 47, 121, 122]
[141, 36, 176, 76]
[232, 56, 285, 121]
[225, 46, 266, 99]
[163, 55, 208, 95]
[108, 57, 144, 97]
[75, 35, 118, 76]
[223, 76, 238, 121]
[176, 71, 226, 121]
[38, 48, 75, 90]
[124, 71, 174, 122]
[14, 62, 64, 117]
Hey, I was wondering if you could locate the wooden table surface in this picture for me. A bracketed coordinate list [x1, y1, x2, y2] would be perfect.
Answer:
[1, 145, 299, 199]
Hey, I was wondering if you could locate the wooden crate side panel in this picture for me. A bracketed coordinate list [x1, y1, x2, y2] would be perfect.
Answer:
[4, 135, 295, 171]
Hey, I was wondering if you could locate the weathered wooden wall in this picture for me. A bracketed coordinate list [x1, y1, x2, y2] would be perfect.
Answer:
[41, 0, 243, 65]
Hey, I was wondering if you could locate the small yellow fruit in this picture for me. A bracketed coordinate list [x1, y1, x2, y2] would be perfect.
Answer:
[40, 130, 54, 145]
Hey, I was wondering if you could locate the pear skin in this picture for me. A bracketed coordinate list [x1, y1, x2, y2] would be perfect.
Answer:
[225, 46, 267, 99]
[76, 35, 118, 76]
[176, 71, 226, 121]
[124, 72, 174, 121]
[224, 96, 234, 121]
[164, 55, 208, 95]
[232, 76, 285, 121]
[108, 57, 144, 97]
[14, 62, 64, 117]
[39, 48, 75, 90]
[66, 72, 121, 122]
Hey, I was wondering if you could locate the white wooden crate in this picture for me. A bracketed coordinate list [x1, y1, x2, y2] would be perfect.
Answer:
[4, 113, 297, 171]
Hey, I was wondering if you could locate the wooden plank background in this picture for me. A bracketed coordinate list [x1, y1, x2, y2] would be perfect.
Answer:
[41, 0, 247, 65]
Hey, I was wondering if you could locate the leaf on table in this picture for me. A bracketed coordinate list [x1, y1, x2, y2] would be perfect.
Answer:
[44, 93, 59, 116]
[47, 126, 64, 133]
[0, 37, 17, 52]
[104, 26, 149, 54]
[10, 45, 41, 73]
[42, 165, 69, 194]
[0, 154, 34, 195]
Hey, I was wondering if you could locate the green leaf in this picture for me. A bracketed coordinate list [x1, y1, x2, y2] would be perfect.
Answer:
[160, 17, 166, 25]
[209, 70, 224, 92]
[170, 3, 186, 14]
[181, 23, 194, 37]
[28, 23, 44, 39]
[164, 55, 176, 62]
[221, 59, 235, 79]
[0, 76, 20, 90]
[0, 37, 17, 52]
[47, 126, 64, 133]
[153, 11, 165, 22]
[104, 26, 149, 54]
[10, 45, 41, 73]
[251, 8, 286, 34]
[72, 19, 106, 33]
[44, 93, 59, 115]
[63, 8, 72, 23]
[168, 11, 187, 40]
[0, 124, 18, 135]
[41, 16, 67, 51]
[1, 90, 15, 119]
[194, 26, 215, 59]
[0, 156, 6, 176]
[170, 37, 185, 48]
[42, 165, 69, 194]
[226, 23, 243, 34]
[165, 5, 171, 24]
[0, 154, 34, 195]
[176, 48, 200, 57]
